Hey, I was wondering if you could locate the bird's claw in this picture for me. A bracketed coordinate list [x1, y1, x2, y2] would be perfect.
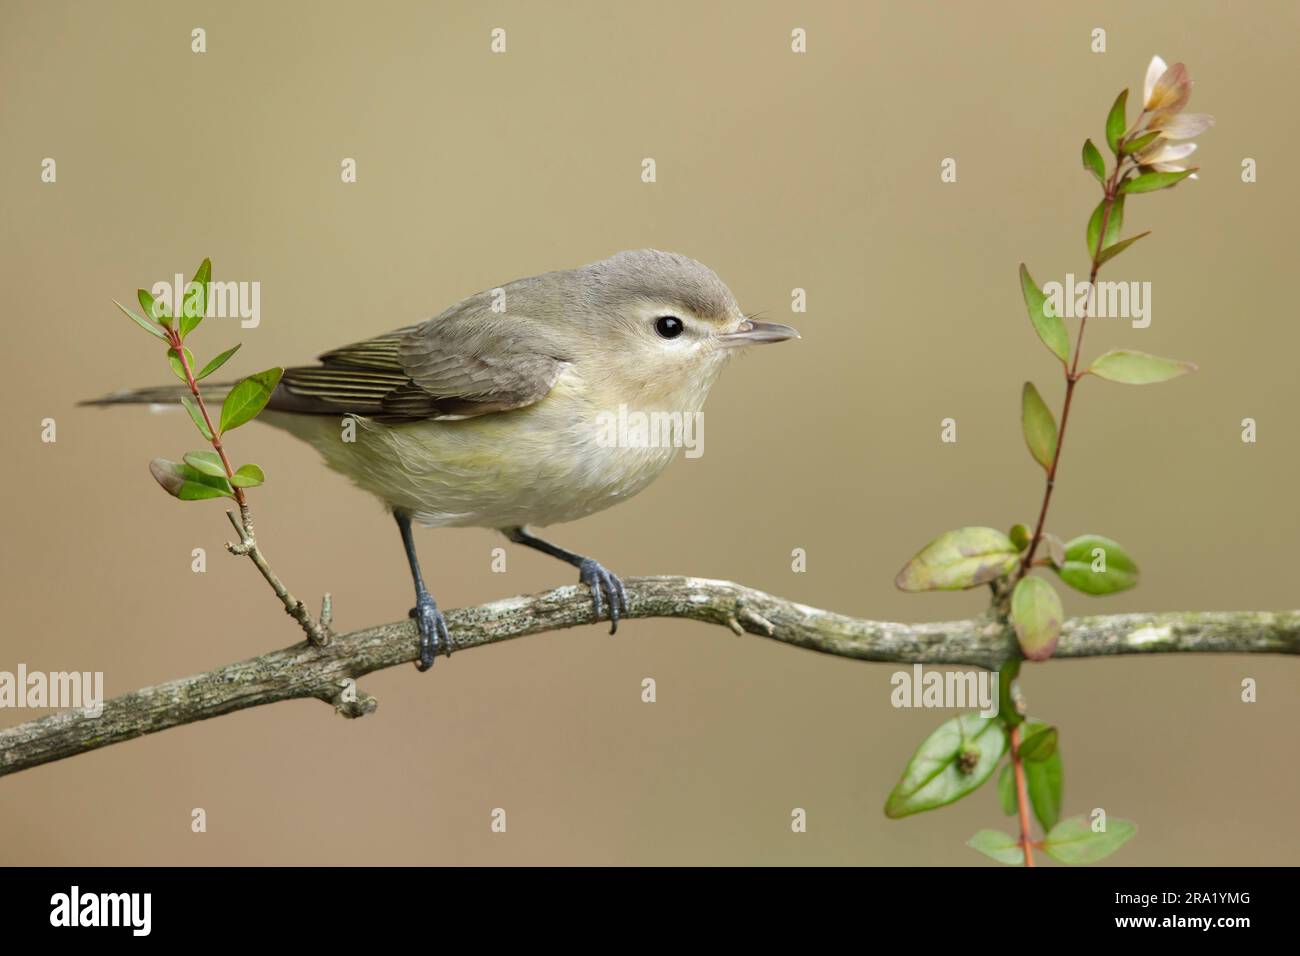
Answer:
[409, 594, 452, 671]
[578, 558, 628, 634]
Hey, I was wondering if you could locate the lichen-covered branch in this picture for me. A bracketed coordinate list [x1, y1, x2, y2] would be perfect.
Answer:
[1, 576, 1295, 778]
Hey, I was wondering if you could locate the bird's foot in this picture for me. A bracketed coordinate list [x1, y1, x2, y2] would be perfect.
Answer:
[409, 593, 452, 671]
[578, 558, 628, 634]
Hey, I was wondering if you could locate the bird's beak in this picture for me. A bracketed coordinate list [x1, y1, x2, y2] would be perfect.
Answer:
[718, 318, 801, 347]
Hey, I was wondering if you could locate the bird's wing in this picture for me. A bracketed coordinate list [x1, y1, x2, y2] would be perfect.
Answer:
[272, 304, 570, 423]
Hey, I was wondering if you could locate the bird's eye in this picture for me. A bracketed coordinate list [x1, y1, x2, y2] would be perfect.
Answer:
[655, 316, 685, 339]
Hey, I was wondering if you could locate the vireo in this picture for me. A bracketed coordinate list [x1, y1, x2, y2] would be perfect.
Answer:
[89, 250, 798, 669]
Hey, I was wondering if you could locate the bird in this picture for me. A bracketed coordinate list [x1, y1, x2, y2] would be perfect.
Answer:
[85, 249, 799, 669]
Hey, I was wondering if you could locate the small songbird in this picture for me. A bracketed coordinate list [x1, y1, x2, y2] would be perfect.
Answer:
[87, 250, 798, 669]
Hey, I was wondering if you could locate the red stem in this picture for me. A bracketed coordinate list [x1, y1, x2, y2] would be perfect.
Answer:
[1017, 152, 1130, 578]
[168, 331, 248, 514]
[1009, 725, 1036, 866]
[1006, 146, 1136, 866]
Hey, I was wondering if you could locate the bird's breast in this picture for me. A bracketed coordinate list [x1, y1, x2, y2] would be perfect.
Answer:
[263, 384, 689, 529]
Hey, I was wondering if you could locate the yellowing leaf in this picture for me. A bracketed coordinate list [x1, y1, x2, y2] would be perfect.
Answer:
[968, 829, 1024, 866]
[1010, 576, 1063, 661]
[895, 527, 1020, 592]
[1042, 815, 1136, 865]
[1088, 350, 1196, 384]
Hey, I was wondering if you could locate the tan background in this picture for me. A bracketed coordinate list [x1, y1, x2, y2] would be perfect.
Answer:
[1, 0, 1297, 865]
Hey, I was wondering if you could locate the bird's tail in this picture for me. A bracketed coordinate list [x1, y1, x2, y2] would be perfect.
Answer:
[79, 382, 236, 407]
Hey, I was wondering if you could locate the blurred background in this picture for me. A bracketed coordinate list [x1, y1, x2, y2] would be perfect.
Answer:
[1, 0, 1296, 865]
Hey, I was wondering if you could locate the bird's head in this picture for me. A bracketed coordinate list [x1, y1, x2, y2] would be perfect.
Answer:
[566, 249, 799, 408]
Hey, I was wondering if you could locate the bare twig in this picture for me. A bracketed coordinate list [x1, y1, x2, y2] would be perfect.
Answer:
[1, 576, 1295, 778]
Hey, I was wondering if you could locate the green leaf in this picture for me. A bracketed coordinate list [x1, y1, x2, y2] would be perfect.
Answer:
[1042, 815, 1136, 865]
[1020, 719, 1064, 830]
[1018, 725, 1058, 762]
[895, 527, 1020, 592]
[1081, 139, 1105, 183]
[167, 347, 195, 384]
[1105, 89, 1128, 155]
[197, 344, 240, 381]
[1086, 195, 1125, 259]
[884, 714, 1007, 818]
[1086, 202, 1103, 258]
[1108, 195, 1125, 245]
[967, 829, 1024, 866]
[1018, 264, 1069, 364]
[1121, 130, 1161, 156]
[1088, 349, 1197, 384]
[1020, 382, 1057, 470]
[148, 458, 234, 501]
[1120, 169, 1196, 194]
[138, 288, 171, 328]
[175, 483, 227, 501]
[183, 450, 227, 478]
[180, 258, 211, 338]
[998, 658, 1024, 727]
[1056, 534, 1139, 595]
[219, 367, 283, 434]
[1010, 576, 1063, 661]
[1096, 230, 1152, 265]
[180, 395, 213, 440]
[1028, 751, 1063, 831]
[114, 299, 167, 341]
[230, 463, 266, 488]
[1008, 523, 1031, 552]
[997, 763, 1016, 815]
[183, 465, 232, 495]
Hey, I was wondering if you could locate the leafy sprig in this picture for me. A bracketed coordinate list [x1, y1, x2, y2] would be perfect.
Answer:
[114, 258, 328, 646]
[886, 56, 1212, 866]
